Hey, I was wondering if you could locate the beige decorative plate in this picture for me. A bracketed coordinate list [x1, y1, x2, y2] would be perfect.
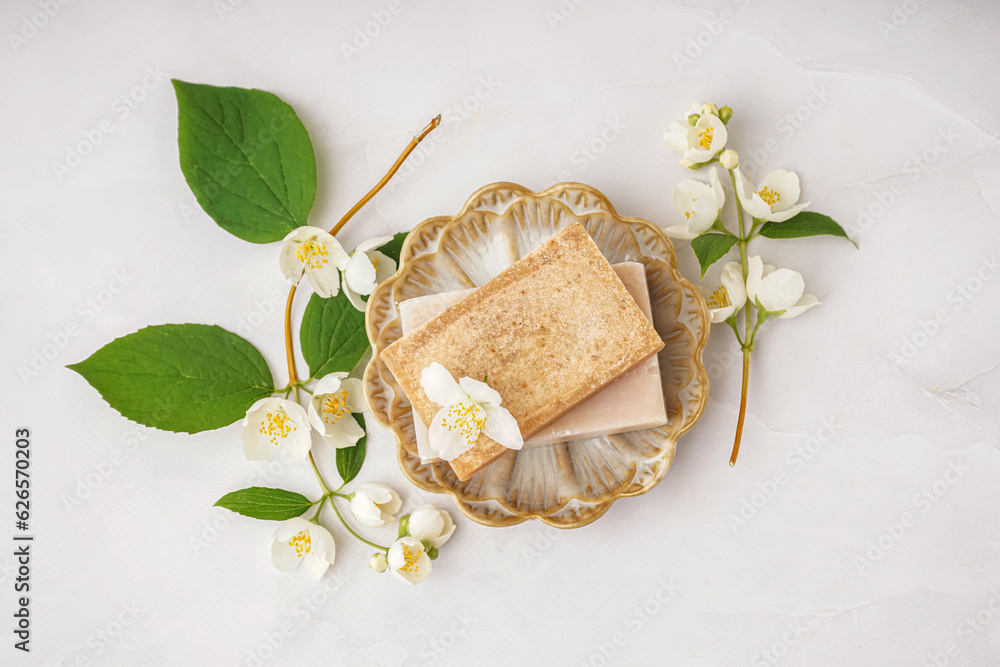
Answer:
[363, 182, 709, 528]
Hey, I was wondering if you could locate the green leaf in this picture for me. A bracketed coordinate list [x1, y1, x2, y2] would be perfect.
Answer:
[300, 291, 368, 379]
[757, 212, 857, 247]
[377, 232, 409, 265]
[336, 413, 367, 484]
[68, 324, 274, 433]
[173, 79, 317, 243]
[215, 487, 314, 520]
[690, 233, 739, 279]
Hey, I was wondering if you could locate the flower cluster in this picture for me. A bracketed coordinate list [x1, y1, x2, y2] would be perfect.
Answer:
[279, 227, 397, 310]
[236, 230, 462, 585]
[238, 366, 458, 585]
[269, 491, 457, 586]
[242, 372, 364, 462]
[662, 102, 733, 169]
[661, 101, 852, 464]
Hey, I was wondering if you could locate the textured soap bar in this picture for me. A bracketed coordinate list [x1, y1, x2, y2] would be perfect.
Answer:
[399, 262, 667, 462]
[381, 222, 665, 480]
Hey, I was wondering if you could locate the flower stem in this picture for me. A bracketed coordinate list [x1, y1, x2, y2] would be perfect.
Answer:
[308, 452, 333, 496]
[725, 317, 744, 347]
[284, 284, 300, 403]
[329, 114, 442, 237]
[730, 348, 751, 466]
[309, 496, 326, 524]
[728, 167, 752, 466]
[748, 311, 769, 346]
[329, 497, 389, 552]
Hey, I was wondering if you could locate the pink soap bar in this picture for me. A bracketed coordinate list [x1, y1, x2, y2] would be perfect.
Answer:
[398, 262, 667, 462]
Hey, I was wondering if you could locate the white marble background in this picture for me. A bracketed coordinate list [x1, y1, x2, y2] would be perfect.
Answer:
[3, 0, 999, 665]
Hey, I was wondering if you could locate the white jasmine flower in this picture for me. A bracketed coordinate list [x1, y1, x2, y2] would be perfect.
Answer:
[663, 105, 728, 168]
[241, 397, 311, 462]
[388, 536, 431, 585]
[306, 373, 365, 449]
[279, 226, 350, 298]
[733, 168, 811, 222]
[350, 482, 402, 527]
[407, 504, 456, 548]
[720, 149, 739, 170]
[343, 236, 398, 311]
[271, 517, 336, 580]
[419, 362, 523, 461]
[704, 262, 748, 323]
[663, 167, 725, 240]
[369, 552, 388, 573]
[745, 256, 820, 318]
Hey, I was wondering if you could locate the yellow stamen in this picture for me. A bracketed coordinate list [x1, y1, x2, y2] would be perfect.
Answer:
[757, 186, 781, 208]
[400, 544, 421, 573]
[440, 401, 486, 447]
[295, 240, 329, 270]
[258, 411, 296, 446]
[322, 389, 352, 425]
[707, 284, 731, 310]
[697, 127, 714, 149]
[288, 530, 312, 558]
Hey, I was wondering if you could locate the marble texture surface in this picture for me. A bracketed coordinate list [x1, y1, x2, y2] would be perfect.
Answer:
[2, 1, 999, 665]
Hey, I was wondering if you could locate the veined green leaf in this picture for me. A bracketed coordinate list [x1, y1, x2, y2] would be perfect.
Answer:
[758, 212, 857, 247]
[335, 413, 367, 485]
[690, 233, 739, 279]
[300, 291, 368, 379]
[68, 324, 274, 433]
[215, 487, 314, 520]
[174, 80, 317, 243]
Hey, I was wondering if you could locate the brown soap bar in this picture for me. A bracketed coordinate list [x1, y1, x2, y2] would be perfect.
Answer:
[399, 262, 667, 460]
[381, 222, 664, 480]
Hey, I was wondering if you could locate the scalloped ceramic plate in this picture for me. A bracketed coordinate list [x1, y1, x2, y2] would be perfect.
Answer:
[363, 183, 709, 528]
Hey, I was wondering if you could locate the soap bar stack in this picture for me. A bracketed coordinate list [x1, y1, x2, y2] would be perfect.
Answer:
[398, 262, 668, 462]
[381, 222, 665, 480]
